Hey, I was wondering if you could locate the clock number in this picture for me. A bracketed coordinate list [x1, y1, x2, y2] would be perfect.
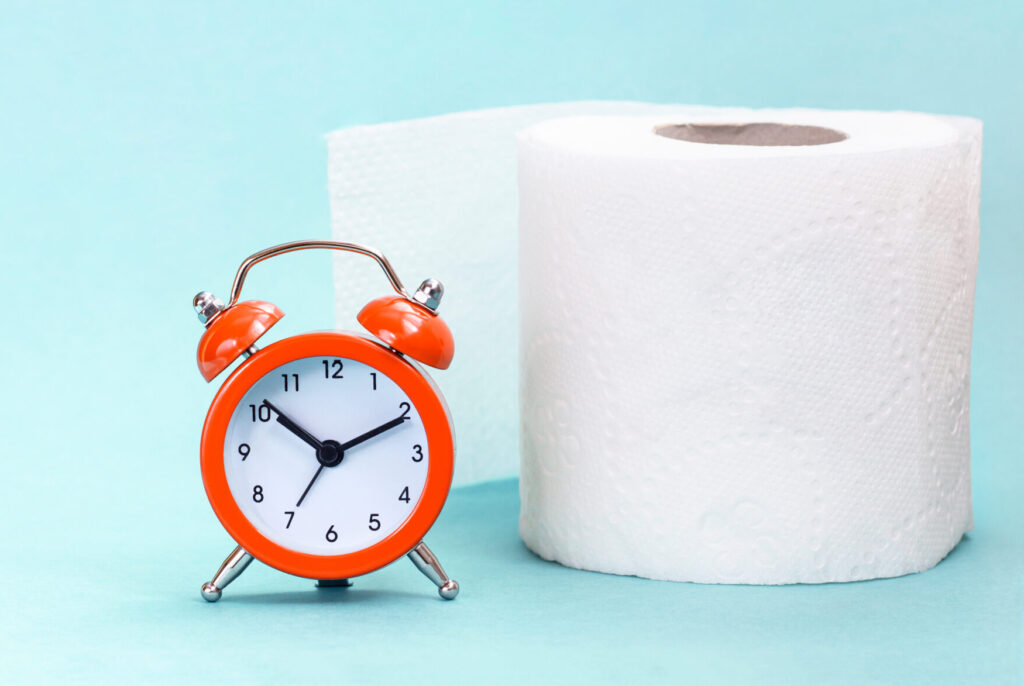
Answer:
[249, 404, 271, 422]
[281, 373, 300, 392]
[370, 372, 377, 390]
[283, 511, 295, 528]
[399, 402, 411, 420]
[368, 514, 381, 531]
[252, 485, 264, 503]
[398, 486, 410, 503]
[238, 443, 250, 461]
[325, 525, 338, 542]
[411, 444, 423, 462]
[322, 359, 344, 379]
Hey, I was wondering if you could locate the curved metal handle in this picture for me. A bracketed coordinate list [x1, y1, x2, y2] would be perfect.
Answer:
[227, 240, 409, 307]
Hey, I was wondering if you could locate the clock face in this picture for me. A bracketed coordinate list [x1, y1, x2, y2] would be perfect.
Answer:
[223, 355, 430, 556]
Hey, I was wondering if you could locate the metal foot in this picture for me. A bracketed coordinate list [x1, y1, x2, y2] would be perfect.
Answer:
[201, 545, 253, 602]
[315, 578, 353, 588]
[408, 541, 459, 600]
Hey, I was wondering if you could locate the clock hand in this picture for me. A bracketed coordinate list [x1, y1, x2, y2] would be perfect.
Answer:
[295, 464, 325, 508]
[263, 399, 322, 451]
[337, 414, 408, 452]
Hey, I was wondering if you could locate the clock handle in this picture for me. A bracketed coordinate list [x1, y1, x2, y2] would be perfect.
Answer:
[226, 240, 411, 307]
[193, 239, 453, 380]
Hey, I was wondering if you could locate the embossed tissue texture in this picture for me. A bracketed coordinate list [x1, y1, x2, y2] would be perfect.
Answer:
[327, 102, 715, 485]
[517, 110, 981, 584]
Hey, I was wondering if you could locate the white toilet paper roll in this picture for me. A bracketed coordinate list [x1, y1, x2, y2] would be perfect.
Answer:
[517, 109, 981, 584]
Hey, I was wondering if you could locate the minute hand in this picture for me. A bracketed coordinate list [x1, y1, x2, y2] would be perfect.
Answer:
[339, 415, 407, 452]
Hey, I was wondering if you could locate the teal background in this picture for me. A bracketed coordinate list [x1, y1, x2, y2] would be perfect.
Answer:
[1, 1, 1021, 683]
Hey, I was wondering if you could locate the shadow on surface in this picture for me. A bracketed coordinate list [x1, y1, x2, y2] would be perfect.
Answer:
[207, 587, 425, 605]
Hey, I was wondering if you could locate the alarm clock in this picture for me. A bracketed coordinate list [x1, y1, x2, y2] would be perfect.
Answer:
[192, 240, 459, 602]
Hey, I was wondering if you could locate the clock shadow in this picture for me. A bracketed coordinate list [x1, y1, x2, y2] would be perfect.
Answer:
[217, 588, 426, 605]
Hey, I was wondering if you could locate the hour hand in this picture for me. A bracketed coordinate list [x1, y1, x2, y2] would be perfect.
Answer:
[263, 400, 322, 450]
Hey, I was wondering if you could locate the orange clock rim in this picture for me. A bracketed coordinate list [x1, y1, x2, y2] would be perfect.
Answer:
[200, 331, 455, 580]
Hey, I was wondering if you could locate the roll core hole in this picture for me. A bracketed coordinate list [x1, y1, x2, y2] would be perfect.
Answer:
[654, 122, 847, 146]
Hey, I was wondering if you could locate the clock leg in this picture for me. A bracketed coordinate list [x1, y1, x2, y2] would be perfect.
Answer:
[315, 578, 353, 588]
[407, 541, 459, 600]
[201, 545, 253, 602]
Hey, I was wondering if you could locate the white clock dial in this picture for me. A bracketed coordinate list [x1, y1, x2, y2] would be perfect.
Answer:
[223, 355, 429, 556]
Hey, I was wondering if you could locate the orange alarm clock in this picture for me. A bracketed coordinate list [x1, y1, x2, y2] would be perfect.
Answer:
[193, 240, 459, 602]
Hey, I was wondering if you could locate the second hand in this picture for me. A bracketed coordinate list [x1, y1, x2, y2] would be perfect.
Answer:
[295, 464, 324, 508]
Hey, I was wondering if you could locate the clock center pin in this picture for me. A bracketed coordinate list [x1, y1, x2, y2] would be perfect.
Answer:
[316, 439, 344, 468]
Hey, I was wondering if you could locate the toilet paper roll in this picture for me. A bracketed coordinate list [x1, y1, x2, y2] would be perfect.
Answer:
[517, 109, 981, 584]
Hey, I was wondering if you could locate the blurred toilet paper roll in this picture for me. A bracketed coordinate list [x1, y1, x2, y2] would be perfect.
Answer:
[517, 109, 981, 583]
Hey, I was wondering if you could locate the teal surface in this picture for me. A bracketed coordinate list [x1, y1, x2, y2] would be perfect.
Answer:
[0, 478, 1019, 684]
[0, 1, 1021, 684]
